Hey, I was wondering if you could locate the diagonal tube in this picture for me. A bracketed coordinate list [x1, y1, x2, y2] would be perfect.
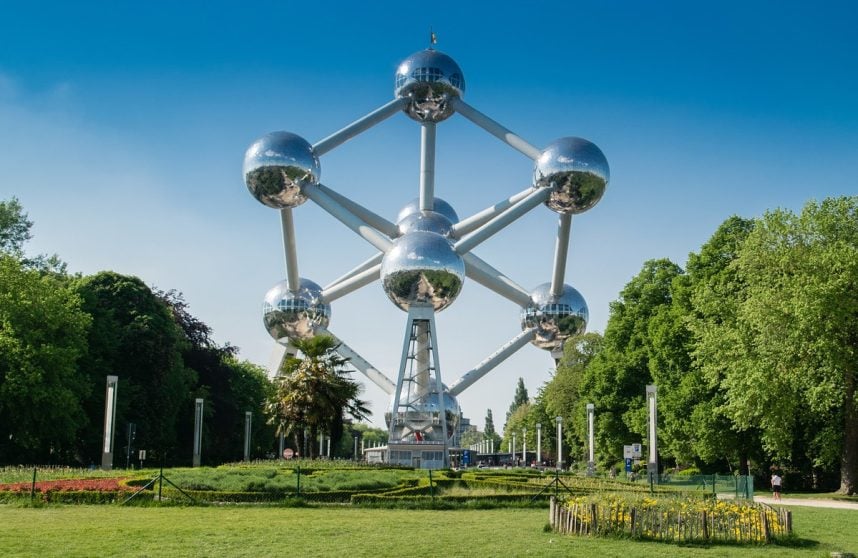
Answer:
[451, 186, 535, 238]
[463, 253, 532, 307]
[319, 263, 381, 304]
[319, 328, 396, 395]
[315, 183, 399, 238]
[312, 98, 407, 156]
[324, 252, 384, 292]
[454, 187, 550, 255]
[280, 208, 301, 293]
[304, 183, 393, 253]
[447, 328, 537, 396]
[550, 214, 573, 297]
[451, 97, 542, 160]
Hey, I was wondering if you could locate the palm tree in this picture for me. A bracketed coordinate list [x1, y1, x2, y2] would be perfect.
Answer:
[265, 335, 369, 458]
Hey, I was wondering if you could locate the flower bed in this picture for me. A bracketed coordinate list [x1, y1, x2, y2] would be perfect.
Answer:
[0, 478, 133, 493]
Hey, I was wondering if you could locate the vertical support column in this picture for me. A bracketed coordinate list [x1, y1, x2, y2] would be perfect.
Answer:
[419, 122, 436, 212]
[586, 403, 595, 476]
[512, 433, 517, 465]
[523, 428, 527, 466]
[278, 432, 285, 460]
[244, 411, 252, 462]
[193, 398, 204, 467]
[555, 416, 563, 470]
[101, 375, 119, 470]
[415, 321, 430, 397]
[280, 208, 301, 293]
[646, 385, 658, 482]
[536, 423, 542, 466]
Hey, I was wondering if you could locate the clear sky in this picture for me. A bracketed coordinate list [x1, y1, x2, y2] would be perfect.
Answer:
[2, 1, 856, 432]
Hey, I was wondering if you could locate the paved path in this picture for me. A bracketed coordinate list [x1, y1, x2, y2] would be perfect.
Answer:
[755, 496, 858, 510]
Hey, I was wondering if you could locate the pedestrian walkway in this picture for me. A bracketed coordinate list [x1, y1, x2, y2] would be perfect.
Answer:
[755, 496, 858, 510]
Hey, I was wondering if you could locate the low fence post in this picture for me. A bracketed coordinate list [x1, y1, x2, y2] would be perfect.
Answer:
[30, 467, 37, 501]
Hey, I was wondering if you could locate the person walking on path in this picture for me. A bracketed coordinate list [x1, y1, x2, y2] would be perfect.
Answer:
[771, 472, 783, 500]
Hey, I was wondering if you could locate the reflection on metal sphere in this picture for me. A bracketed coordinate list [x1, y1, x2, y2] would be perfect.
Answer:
[521, 282, 589, 351]
[262, 278, 331, 342]
[244, 132, 320, 209]
[534, 137, 609, 214]
[381, 231, 465, 312]
[397, 197, 459, 226]
[385, 388, 461, 442]
[396, 211, 454, 237]
[394, 49, 465, 123]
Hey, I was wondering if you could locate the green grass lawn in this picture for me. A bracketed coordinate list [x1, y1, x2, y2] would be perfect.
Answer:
[0, 505, 856, 557]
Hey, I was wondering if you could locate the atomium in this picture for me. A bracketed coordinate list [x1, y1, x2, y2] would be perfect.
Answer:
[521, 283, 589, 351]
[394, 49, 465, 123]
[243, 132, 320, 209]
[244, 43, 611, 468]
[534, 137, 610, 214]
[262, 278, 330, 342]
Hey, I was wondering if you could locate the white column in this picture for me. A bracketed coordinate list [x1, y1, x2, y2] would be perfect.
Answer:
[646, 385, 658, 481]
[586, 403, 595, 476]
[522, 428, 527, 466]
[512, 433, 517, 465]
[243, 411, 252, 462]
[536, 423, 542, 467]
[101, 375, 118, 470]
[193, 398, 204, 467]
[556, 416, 563, 470]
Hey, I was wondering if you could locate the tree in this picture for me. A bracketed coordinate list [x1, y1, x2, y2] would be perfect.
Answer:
[704, 197, 858, 493]
[507, 377, 529, 421]
[483, 408, 501, 451]
[0, 256, 90, 463]
[0, 197, 32, 257]
[578, 259, 683, 467]
[266, 335, 369, 458]
[73, 272, 195, 464]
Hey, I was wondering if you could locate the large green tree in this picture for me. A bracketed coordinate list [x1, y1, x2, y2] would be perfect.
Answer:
[73, 272, 195, 464]
[0, 256, 90, 463]
[266, 335, 369, 458]
[0, 198, 32, 257]
[704, 198, 858, 493]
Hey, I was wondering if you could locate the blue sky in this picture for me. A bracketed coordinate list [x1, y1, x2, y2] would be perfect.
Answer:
[2, 1, 856, 431]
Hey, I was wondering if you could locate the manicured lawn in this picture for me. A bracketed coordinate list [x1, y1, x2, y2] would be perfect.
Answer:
[0, 505, 856, 557]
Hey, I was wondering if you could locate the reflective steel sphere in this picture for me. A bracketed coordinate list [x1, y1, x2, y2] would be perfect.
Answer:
[243, 132, 320, 209]
[394, 49, 465, 123]
[385, 387, 461, 442]
[397, 197, 459, 225]
[521, 282, 589, 351]
[381, 231, 465, 312]
[534, 137, 609, 214]
[397, 211, 454, 237]
[262, 278, 331, 342]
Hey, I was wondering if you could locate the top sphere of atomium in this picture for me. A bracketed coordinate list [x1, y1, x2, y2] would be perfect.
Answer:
[262, 278, 331, 342]
[534, 137, 609, 214]
[521, 282, 589, 351]
[244, 132, 320, 209]
[381, 231, 465, 312]
[394, 49, 465, 123]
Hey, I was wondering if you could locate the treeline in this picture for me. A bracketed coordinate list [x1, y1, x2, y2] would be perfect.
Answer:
[503, 197, 857, 494]
[0, 198, 278, 466]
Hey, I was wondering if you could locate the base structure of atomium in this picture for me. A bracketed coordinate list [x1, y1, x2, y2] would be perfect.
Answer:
[245, 46, 609, 469]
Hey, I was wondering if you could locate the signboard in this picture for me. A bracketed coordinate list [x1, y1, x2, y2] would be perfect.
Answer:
[283, 448, 294, 459]
[462, 449, 471, 465]
[625, 458, 632, 472]
[632, 443, 642, 458]
[624, 444, 643, 459]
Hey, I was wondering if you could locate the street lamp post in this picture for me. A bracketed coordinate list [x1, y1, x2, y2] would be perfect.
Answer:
[586, 403, 595, 476]
[646, 384, 658, 482]
[522, 428, 527, 466]
[536, 423, 542, 467]
[555, 416, 563, 470]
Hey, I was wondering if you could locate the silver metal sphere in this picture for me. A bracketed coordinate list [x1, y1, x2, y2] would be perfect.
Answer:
[394, 49, 465, 123]
[396, 211, 454, 237]
[397, 197, 459, 225]
[534, 137, 609, 214]
[385, 387, 461, 442]
[380, 231, 465, 312]
[262, 278, 331, 342]
[243, 132, 320, 209]
[521, 282, 589, 351]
